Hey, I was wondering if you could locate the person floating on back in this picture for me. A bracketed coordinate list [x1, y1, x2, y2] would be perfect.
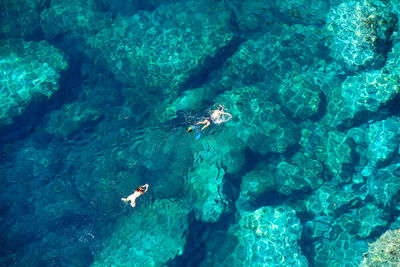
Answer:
[121, 184, 149, 208]
[196, 105, 232, 131]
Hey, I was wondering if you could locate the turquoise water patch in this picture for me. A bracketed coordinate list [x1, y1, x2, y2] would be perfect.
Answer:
[1, 0, 400, 266]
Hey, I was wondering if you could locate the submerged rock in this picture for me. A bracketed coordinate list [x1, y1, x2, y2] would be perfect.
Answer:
[93, 199, 190, 266]
[297, 180, 368, 217]
[367, 162, 400, 207]
[275, 152, 323, 195]
[238, 166, 276, 207]
[185, 138, 235, 222]
[276, 71, 322, 120]
[223, 206, 308, 266]
[326, 71, 400, 128]
[44, 101, 102, 139]
[40, 0, 109, 40]
[274, 0, 330, 25]
[0, 0, 42, 37]
[364, 117, 400, 168]
[361, 229, 400, 267]
[315, 130, 355, 182]
[218, 86, 300, 155]
[0, 39, 68, 128]
[222, 24, 326, 86]
[326, 1, 397, 72]
[86, 0, 235, 92]
[314, 231, 368, 266]
[336, 204, 389, 239]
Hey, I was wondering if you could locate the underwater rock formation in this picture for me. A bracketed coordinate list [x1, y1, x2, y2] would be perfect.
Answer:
[336, 203, 389, 239]
[238, 151, 323, 208]
[274, 0, 330, 25]
[218, 86, 300, 154]
[185, 138, 234, 222]
[326, 0, 397, 72]
[314, 231, 368, 266]
[275, 151, 323, 195]
[44, 101, 102, 139]
[223, 206, 308, 266]
[297, 180, 368, 218]
[367, 162, 400, 207]
[0, 0, 42, 37]
[361, 229, 400, 266]
[40, 0, 110, 40]
[93, 199, 190, 266]
[86, 0, 235, 92]
[221, 24, 326, 87]
[0, 39, 68, 128]
[238, 166, 276, 208]
[315, 130, 355, 182]
[364, 117, 400, 168]
[94, 0, 176, 16]
[326, 70, 400, 128]
[276, 71, 322, 120]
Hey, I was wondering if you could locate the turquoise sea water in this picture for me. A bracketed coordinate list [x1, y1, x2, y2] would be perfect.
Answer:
[1, 0, 400, 266]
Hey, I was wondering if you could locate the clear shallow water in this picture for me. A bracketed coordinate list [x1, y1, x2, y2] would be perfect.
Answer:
[1, 0, 400, 266]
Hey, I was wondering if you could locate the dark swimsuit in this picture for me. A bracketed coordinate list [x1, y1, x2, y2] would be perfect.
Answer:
[207, 116, 213, 123]
[136, 187, 146, 194]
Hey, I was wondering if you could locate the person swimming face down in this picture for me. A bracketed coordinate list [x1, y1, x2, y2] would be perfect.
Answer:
[195, 105, 231, 131]
[121, 184, 149, 208]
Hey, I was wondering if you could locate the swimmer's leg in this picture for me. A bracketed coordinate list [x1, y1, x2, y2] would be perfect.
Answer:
[196, 120, 208, 125]
[201, 121, 211, 131]
[121, 198, 129, 203]
[130, 201, 136, 208]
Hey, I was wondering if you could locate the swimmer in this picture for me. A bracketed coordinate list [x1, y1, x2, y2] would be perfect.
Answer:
[196, 105, 231, 131]
[121, 184, 149, 208]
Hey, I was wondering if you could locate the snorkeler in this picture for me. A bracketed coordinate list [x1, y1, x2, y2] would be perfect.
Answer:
[121, 184, 149, 208]
[195, 105, 232, 131]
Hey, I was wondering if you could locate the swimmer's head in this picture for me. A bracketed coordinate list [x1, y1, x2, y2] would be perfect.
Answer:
[188, 126, 193, 133]
[218, 106, 223, 111]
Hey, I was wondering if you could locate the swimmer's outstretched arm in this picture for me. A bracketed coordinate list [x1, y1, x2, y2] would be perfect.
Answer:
[221, 112, 231, 116]
[142, 184, 149, 193]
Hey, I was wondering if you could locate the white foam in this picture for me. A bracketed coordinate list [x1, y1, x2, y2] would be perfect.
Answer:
[213, 114, 232, 124]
